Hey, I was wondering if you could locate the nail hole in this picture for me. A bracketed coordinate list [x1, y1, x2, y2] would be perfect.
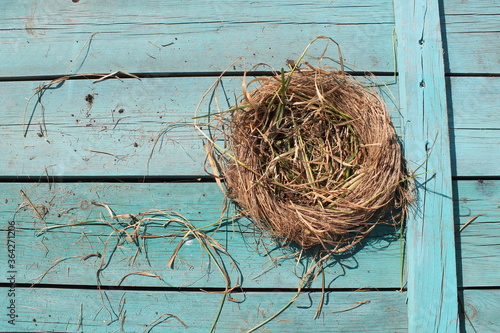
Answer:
[419, 39, 425, 45]
[420, 81, 426, 88]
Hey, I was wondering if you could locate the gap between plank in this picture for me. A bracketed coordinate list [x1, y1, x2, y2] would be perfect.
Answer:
[0, 283, 405, 293]
[0, 71, 398, 83]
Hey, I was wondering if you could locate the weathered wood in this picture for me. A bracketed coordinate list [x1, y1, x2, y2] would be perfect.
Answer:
[0, 77, 220, 177]
[452, 129, 500, 177]
[0, 0, 396, 77]
[448, 77, 500, 129]
[2, 76, 499, 178]
[462, 289, 500, 333]
[1, 1, 498, 332]
[0, 183, 404, 289]
[442, 0, 500, 73]
[2, 180, 495, 291]
[455, 180, 500, 288]
[1, 287, 407, 332]
[447, 74, 500, 177]
[1, 0, 496, 77]
[0, 77, 400, 177]
[395, 0, 459, 331]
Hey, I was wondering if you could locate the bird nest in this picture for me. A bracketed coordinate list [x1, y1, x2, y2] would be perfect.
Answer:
[205, 64, 410, 252]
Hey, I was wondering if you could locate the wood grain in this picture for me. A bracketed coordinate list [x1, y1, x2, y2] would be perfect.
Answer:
[1, 1, 499, 331]
[0, 76, 400, 177]
[448, 77, 500, 129]
[0, 182, 404, 289]
[1, 287, 407, 333]
[455, 180, 500, 288]
[395, 0, 459, 331]
[452, 129, 500, 177]
[1, 180, 495, 290]
[462, 289, 500, 333]
[1, 76, 498, 178]
[0, 0, 396, 77]
[1, 0, 496, 77]
[442, 0, 500, 73]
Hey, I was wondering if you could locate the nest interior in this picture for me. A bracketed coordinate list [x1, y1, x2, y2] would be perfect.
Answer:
[219, 66, 409, 252]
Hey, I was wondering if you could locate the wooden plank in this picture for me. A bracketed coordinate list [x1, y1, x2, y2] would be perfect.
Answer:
[448, 77, 500, 130]
[442, 0, 500, 74]
[2, 0, 497, 76]
[0, 0, 396, 77]
[454, 180, 500, 288]
[0, 76, 400, 177]
[462, 289, 500, 333]
[0, 183, 404, 289]
[5, 75, 500, 178]
[0, 77, 220, 177]
[452, 129, 500, 178]
[394, 0, 459, 331]
[447, 76, 500, 177]
[0, 287, 407, 332]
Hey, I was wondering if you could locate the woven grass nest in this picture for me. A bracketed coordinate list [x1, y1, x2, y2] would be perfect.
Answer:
[212, 63, 409, 252]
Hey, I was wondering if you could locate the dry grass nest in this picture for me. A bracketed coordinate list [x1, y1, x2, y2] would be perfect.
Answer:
[214, 65, 410, 252]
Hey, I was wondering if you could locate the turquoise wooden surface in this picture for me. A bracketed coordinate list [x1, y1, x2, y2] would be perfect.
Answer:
[3, 288, 408, 332]
[1, 76, 498, 177]
[448, 77, 500, 129]
[455, 180, 500, 288]
[395, 0, 459, 331]
[0, 77, 400, 178]
[461, 290, 500, 332]
[0, 183, 404, 289]
[1, 0, 499, 332]
[1, 181, 495, 289]
[442, 0, 500, 74]
[452, 130, 500, 177]
[1, 0, 497, 76]
[0, 0, 396, 76]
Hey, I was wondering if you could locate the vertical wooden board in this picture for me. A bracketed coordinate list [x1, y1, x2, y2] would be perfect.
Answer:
[1, 288, 408, 332]
[395, 0, 459, 331]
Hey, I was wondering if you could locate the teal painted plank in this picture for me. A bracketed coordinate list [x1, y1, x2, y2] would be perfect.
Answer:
[0, 183, 404, 289]
[0, 77, 217, 177]
[0, 77, 400, 177]
[0, 287, 407, 332]
[395, 0, 459, 332]
[448, 77, 500, 129]
[462, 289, 500, 333]
[452, 129, 500, 177]
[446, 76, 500, 177]
[4, 75, 500, 178]
[2, 0, 496, 76]
[454, 180, 500, 288]
[443, 0, 500, 73]
[0, 0, 396, 77]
